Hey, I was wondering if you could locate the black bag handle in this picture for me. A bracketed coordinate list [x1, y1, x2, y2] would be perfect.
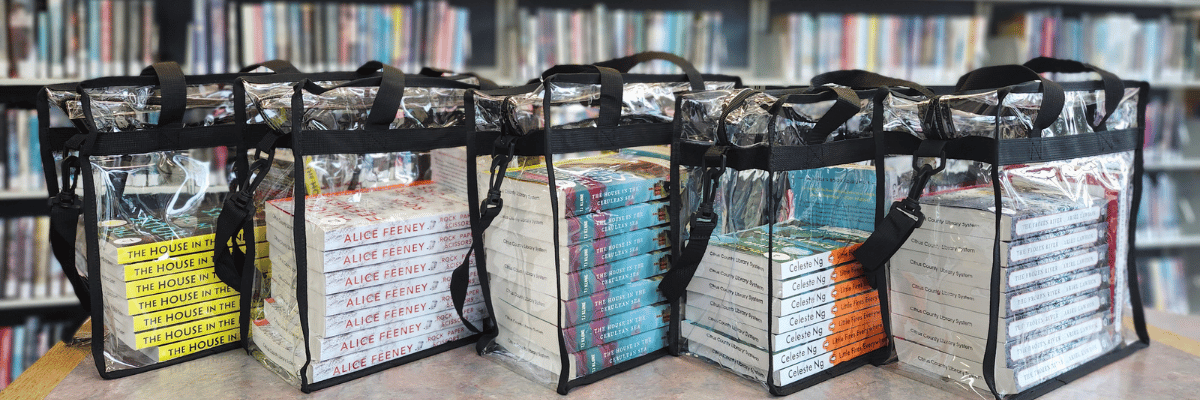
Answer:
[810, 69, 934, 98]
[1023, 56, 1124, 130]
[955, 64, 1065, 135]
[541, 64, 624, 128]
[238, 59, 301, 74]
[769, 86, 862, 145]
[419, 66, 501, 90]
[592, 51, 705, 91]
[138, 61, 188, 129]
[295, 61, 407, 130]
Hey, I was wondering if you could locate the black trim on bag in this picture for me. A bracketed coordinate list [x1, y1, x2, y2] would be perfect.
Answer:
[296, 126, 473, 155]
[674, 138, 876, 171]
[879, 129, 1140, 167]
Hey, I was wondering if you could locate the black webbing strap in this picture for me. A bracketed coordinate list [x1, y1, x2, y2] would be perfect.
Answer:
[418, 66, 501, 90]
[768, 85, 862, 145]
[659, 89, 759, 299]
[349, 61, 406, 130]
[212, 132, 281, 289]
[675, 138, 876, 172]
[138, 62, 187, 129]
[658, 146, 726, 301]
[854, 140, 948, 288]
[48, 156, 89, 310]
[810, 69, 935, 97]
[450, 131, 519, 333]
[1024, 56, 1123, 130]
[238, 59, 301, 74]
[956, 64, 1065, 135]
[591, 51, 705, 91]
[541, 65, 624, 127]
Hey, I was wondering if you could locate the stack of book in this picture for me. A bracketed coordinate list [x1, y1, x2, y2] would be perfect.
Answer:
[483, 154, 674, 381]
[254, 182, 483, 384]
[680, 221, 885, 387]
[889, 185, 1118, 394]
[84, 197, 244, 364]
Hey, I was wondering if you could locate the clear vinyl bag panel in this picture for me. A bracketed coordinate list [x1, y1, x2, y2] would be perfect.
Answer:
[245, 68, 483, 392]
[462, 52, 741, 394]
[38, 63, 261, 378]
[873, 59, 1148, 399]
[670, 85, 888, 395]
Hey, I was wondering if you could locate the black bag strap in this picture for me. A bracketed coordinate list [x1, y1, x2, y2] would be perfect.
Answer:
[238, 59, 301, 74]
[48, 155, 89, 310]
[341, 61, 408, 130]
[955, 64, 1065, 136]
[1024, 56, 1124, 130]
[810, 69, 935, 97]
[541, 64, 624, 128]
[769, 85, 863, 145]
[138, 61, 188, 129]
[419, 66, 501, 90]
[592, 51, 705, 91]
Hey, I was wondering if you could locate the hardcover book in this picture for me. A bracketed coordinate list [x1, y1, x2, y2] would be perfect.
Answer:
[917, 185, 1106, 241]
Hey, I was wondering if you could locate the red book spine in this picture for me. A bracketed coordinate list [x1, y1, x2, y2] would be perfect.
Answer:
[0, 327, 13, 388]
[841, 15, 855, 70]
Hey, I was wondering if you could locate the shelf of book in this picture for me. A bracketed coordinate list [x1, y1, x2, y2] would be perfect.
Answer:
[1137, 234, 1200, 249]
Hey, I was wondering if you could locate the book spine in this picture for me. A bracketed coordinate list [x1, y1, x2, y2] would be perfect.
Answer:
[267, 198, 470, 252]
[109, 282, 238, 316]
[268, 226, 472, 273]
[157, 328, 240, 362]
[485, 225, 669, 273]
[110, 233, 218, 265]
[563, 302, 670, 354]
[100, 266, 224, 300]
[128, 312, 238, 350]
[774, 333, 887, 387]
[131, 294, 239, 333]
[268, 282, 484, 338]
[314, 302, 486, 361]
[773, 304, 883, 352]
[776, 262, 864, 299]
[492, 200, 669, 244]
[309, 323, 475, 383]
[563, 278, 664, 326]
[272, 248, 471, 295]
[569, 328, 666, 378]
[775, 277, 872, 317]
[307, 267, 477, 318]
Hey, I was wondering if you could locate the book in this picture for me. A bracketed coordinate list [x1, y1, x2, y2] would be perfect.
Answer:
[695, 257, 865, 299]
[889, 288, 1111, 344]
[891, 267, 1110, 317]
[306, 302, 486, 361]
[918, 186, 1106, 241]
[491, 154, 670, 218]
[267, 226, 473, 274]
[901, 222, 1106, 267]
[97, 199, 224, 265]
[490, 200, 670, 244]
[264, 282, 485, 339]
[787, 165, 877, 232]
[490, 274, 664, 327]
[264, 182, 470, 252]
[273, 266, 479, 319]
[484, 224, 670, 273]
[892, 311, 1116, 369]
[686, 274, 873, 319]
[890, 246, 1106, 292]
[686, 298, 881, 352]
[488, 248, 669, 301]
[491, 294, 670, 355]
[894, 335, 1107, 395]
[495, 323, 667, 380]
[700, 222, 867, 284]
[680, 320, 887, 387]
[270, 248, 472, 296]
[685, 289, 879, 335]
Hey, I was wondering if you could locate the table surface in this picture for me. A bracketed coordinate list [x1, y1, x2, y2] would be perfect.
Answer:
[8, 309, 1200, 399]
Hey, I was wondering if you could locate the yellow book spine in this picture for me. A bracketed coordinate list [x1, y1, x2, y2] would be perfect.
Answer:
[126, 282, 239, 315]
[393, 6, 403, 65]
[120, 251, 214, 282]
[132, 295, 240, 332]
[303, 156, 322, 196]
[117, 233, 217, 265]
[124, 267, 223, 299]
[867, 15, 879, 72]
[134, 312, 239, 350]
[158, 328, 241, 361]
